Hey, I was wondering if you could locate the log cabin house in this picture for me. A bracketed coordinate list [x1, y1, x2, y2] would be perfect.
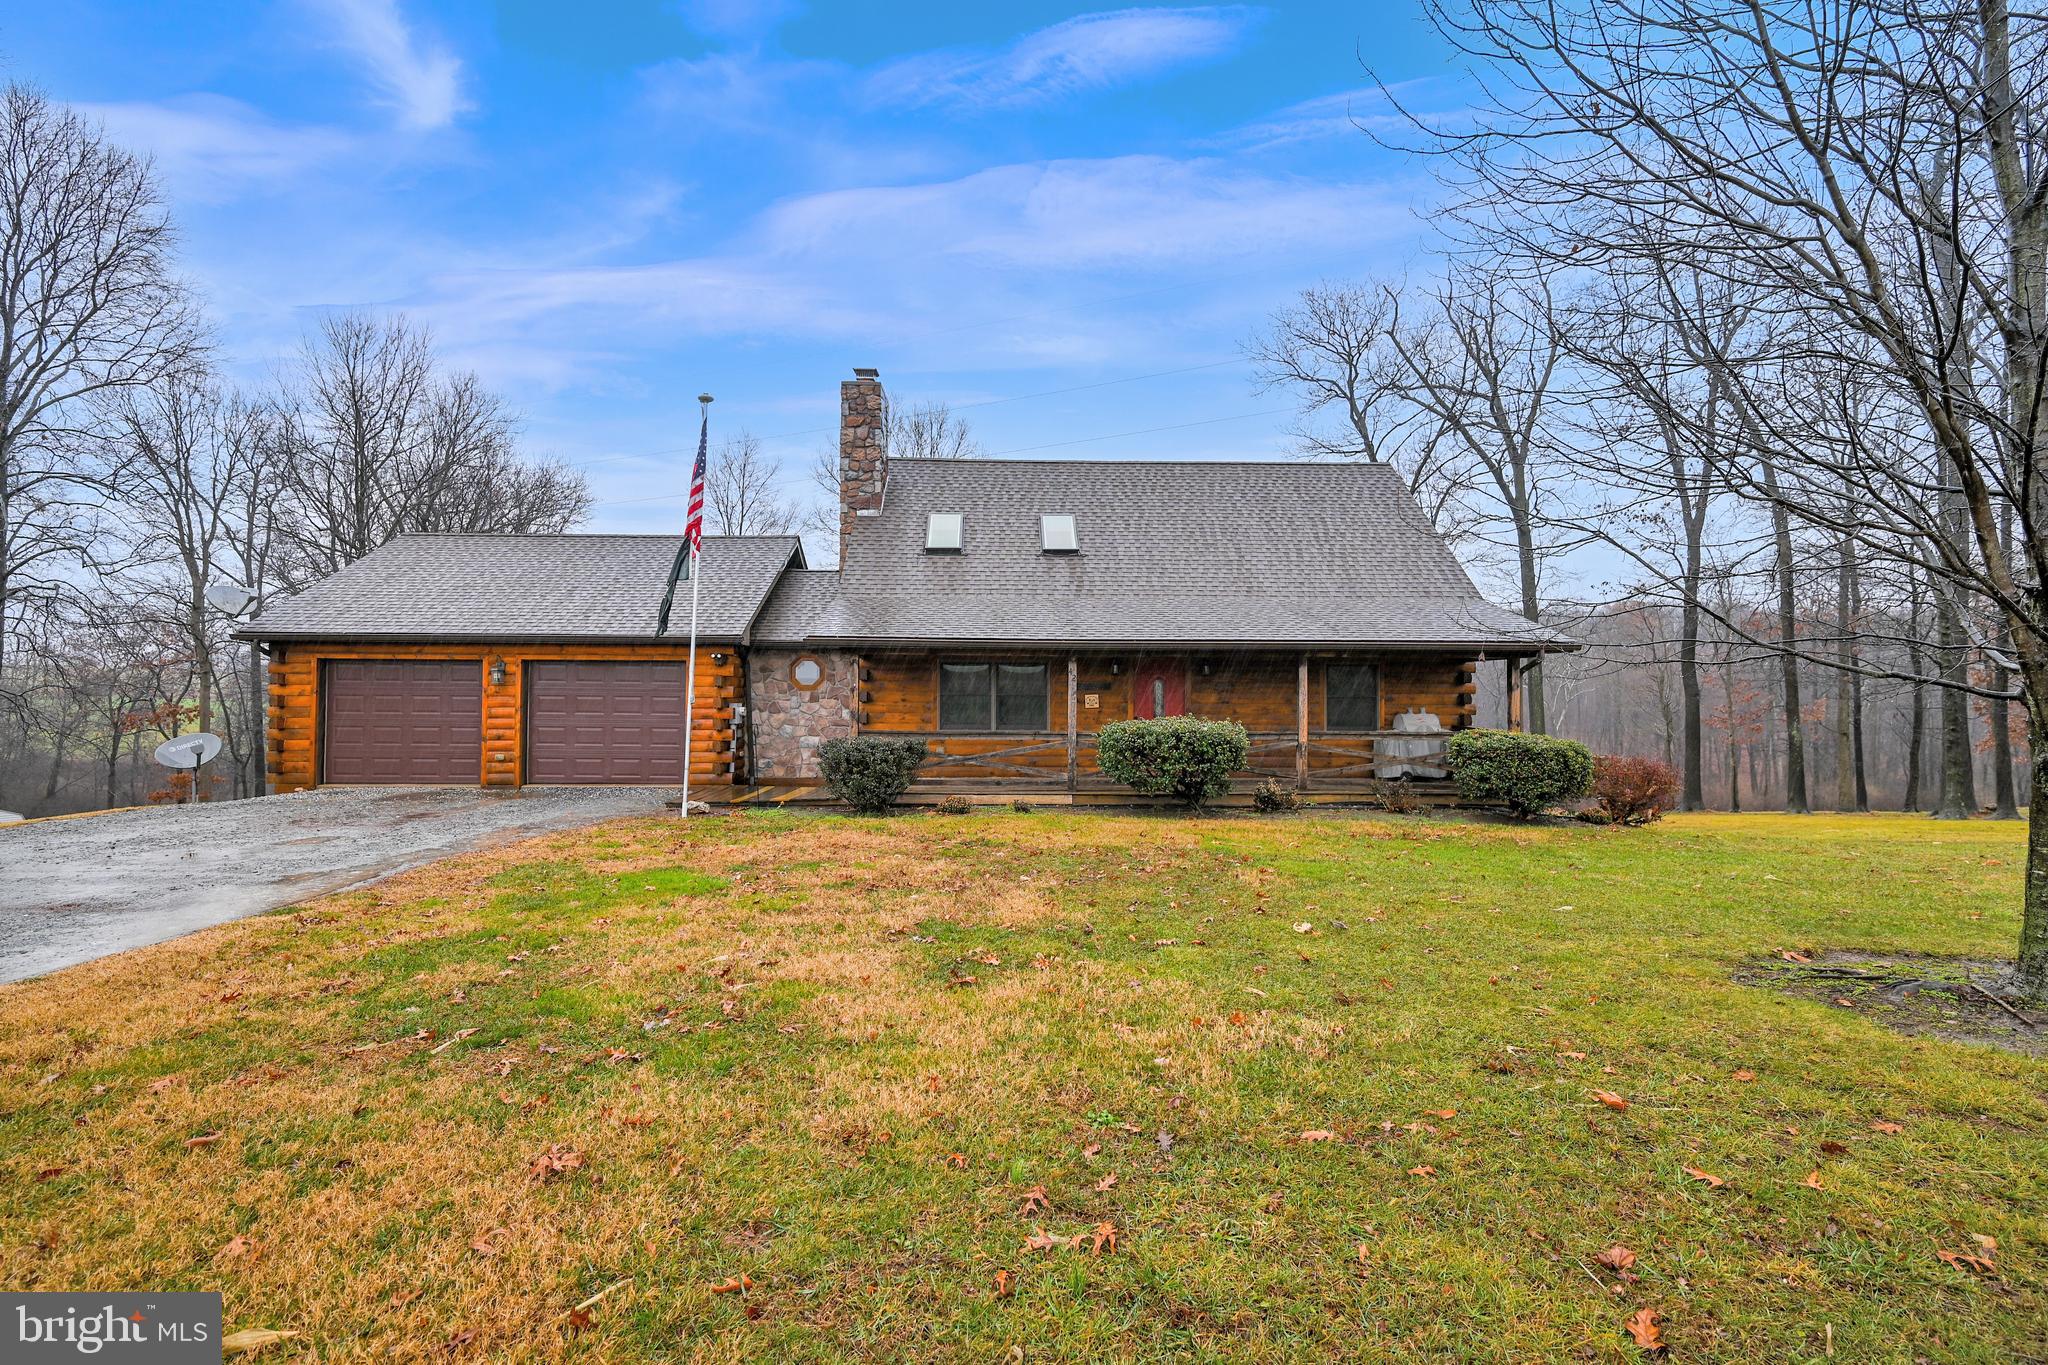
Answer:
[239, 368, 1567, 801]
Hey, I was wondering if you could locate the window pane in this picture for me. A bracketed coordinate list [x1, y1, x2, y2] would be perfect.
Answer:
[940, 663, 992, 730]
[926, 512, 963, 552]
[994, 664, 1048, 730]
[1326, 663, 1379, 730]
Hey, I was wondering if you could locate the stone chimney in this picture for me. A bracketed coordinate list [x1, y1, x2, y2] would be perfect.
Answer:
[838, 366, 888, 560]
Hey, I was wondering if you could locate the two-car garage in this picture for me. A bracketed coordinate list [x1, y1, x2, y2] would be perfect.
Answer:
[319, 658, 693, 786]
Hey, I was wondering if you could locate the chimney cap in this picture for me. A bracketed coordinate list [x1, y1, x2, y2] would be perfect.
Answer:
[852, 366, 880, 379]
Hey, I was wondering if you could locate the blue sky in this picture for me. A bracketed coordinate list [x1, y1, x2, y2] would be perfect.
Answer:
[4, 2, 1458, 536]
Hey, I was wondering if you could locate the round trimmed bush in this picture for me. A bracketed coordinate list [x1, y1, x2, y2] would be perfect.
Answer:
[1445, 729, 1593, 819]
[1095, 716, 1250, 809]
[818, 736, 928, 813]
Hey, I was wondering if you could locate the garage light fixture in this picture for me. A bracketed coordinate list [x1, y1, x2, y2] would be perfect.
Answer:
[489, 657, 507, 686]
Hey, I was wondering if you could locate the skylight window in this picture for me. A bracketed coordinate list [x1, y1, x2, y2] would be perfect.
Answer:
[1040, 514, 1078, 554]
[925, 512, 963, 553]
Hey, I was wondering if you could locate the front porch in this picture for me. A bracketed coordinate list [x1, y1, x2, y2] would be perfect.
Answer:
[691, 775, 1471, 809]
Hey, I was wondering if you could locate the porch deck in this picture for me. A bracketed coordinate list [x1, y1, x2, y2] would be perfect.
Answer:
[682, 776, 1468, 810]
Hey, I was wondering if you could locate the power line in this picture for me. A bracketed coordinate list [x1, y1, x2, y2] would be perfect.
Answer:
[567, 357, 1249, 472]
[591, 404, 1295, 509]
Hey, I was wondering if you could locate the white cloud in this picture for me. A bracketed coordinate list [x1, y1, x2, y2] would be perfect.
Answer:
[864, 7, 1262, 111]
[78, 95, 361, 202]
[302, 0, 470, 130]
[1209, 81, 1440, 153]
[395, 152, 1408, 388]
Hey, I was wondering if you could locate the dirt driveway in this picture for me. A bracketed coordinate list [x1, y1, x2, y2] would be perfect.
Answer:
[0, 786, 672, 983]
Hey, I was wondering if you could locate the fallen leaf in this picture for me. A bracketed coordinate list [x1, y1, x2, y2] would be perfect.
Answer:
[217, 1234, 258, 1262]
[527, 1144, 585, 1181]
[222, 1329, 299, 1355]
[1300, 1129, 1337, 1143]
[1780, 950, 1812, 963]
[1023, 1230, 1064, 1252]
[1407, 1165, 1436, 1177]
[1087, 1221, 1118, 1255]
[1801, 1170, 1825, 1190]
[1732, 1069, 1756, 1082]
[1093, 1173, 1118, 1192]
[1971, 1233, 1998, 1254]
[184, 1132, 223, 1149]
[1936, 1248, 1996, 1275]
[709, 1274, 755, 1294]
[1681, 1166, 1726, 1189]
[945, 1152, 968, 1169]
[34, 1165, 66, 1181]
[1623, 1306, 1666, 1351]
[1426, 1108, 1457, 1119]
[1593, 1090, 1630, 1112]
[992, 1269, 1014, 1299]
[1819, 1140, 1849, 1156]
[1832, 996, 1855, 1007]
[1595, 1245, 1636, 1272]
[562, 1308, 594, 1333]
[1869, 1120, 1903, 1135]
[1558, 1050, 1587, 1060]
[1081, 1142, 1101, 1158]
[470, 1229, 506, 1258]
[1018, 1185, 1050, 1217]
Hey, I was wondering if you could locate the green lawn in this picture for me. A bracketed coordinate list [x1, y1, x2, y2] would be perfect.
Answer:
[2, 810, 2042, 1361]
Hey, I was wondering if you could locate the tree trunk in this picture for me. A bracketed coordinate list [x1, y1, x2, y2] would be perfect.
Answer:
[2020, 703, 2048, 1001]
[1679, 595, 1705, 810]
[1763, 460, 1808, 812]
[1935, 579, 1977, 819]
[1904, 575, 1926, 811]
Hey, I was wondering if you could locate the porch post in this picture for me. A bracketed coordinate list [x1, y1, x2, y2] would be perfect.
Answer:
[1066, 655, 1079, 792]
[1506, 658, 1523, 732]
[1296, 653, 1310, 791]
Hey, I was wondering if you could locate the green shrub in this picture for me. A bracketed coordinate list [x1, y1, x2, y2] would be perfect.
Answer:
[818, 736, 928, 814]
[1251, 777, 1303, 812]
[1095, 716, 1250, 809]
[1445, 729, 1593, 819]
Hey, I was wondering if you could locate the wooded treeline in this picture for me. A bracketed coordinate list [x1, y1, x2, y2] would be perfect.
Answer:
[0, 86, 586, 818]
[1250, 1, 2041, 834]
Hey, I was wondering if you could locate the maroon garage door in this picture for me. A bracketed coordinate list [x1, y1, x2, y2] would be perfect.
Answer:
[524, 661, 688, 784]
[322, 659, 481, 784]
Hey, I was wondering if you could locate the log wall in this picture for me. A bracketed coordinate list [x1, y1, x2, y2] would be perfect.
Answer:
[266, 641, 738, 792]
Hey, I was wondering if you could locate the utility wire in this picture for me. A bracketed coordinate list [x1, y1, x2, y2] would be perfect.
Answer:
[568, 358, 1249, 471]
[591, 405, 1294, 509]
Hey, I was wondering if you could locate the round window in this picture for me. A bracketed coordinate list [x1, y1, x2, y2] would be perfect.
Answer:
[790, 656, 824, 689]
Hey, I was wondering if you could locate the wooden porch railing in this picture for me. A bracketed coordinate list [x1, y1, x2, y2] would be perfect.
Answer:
[891, 729, 1449, 791]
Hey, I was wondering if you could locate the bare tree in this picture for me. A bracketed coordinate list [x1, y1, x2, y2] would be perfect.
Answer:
[1404, 0, 2048, 993]
[888, 400, 982, 460]
[271, 312, 587, 585]
[705, 432, 796, 535]
[0, 84, 199, 708]
[1248, 281, 1483, 536]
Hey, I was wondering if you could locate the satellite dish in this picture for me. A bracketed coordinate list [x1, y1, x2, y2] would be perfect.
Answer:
[205, 583, 258, 616]
[154, 733, 223, 770]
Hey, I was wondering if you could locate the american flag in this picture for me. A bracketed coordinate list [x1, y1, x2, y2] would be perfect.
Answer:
[655, 405, 711, 637]
[683, 411, 708, 552]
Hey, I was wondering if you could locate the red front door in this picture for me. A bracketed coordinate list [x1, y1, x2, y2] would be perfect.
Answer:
[1132, 658, 1186, 718]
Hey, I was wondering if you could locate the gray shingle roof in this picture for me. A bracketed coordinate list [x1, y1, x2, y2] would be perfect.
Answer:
[237, 534, 802, 643]
[789, 458, 1565, 650]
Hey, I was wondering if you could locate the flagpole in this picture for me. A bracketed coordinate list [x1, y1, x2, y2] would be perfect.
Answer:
[680, 542, 703, 817]
[679, 392, 713, 819]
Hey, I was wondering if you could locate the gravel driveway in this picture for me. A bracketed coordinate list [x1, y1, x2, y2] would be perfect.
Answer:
[0, 786, 672, 983]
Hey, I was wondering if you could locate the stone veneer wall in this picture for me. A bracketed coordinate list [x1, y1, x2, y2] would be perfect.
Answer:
[748, 648, 856, 780]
